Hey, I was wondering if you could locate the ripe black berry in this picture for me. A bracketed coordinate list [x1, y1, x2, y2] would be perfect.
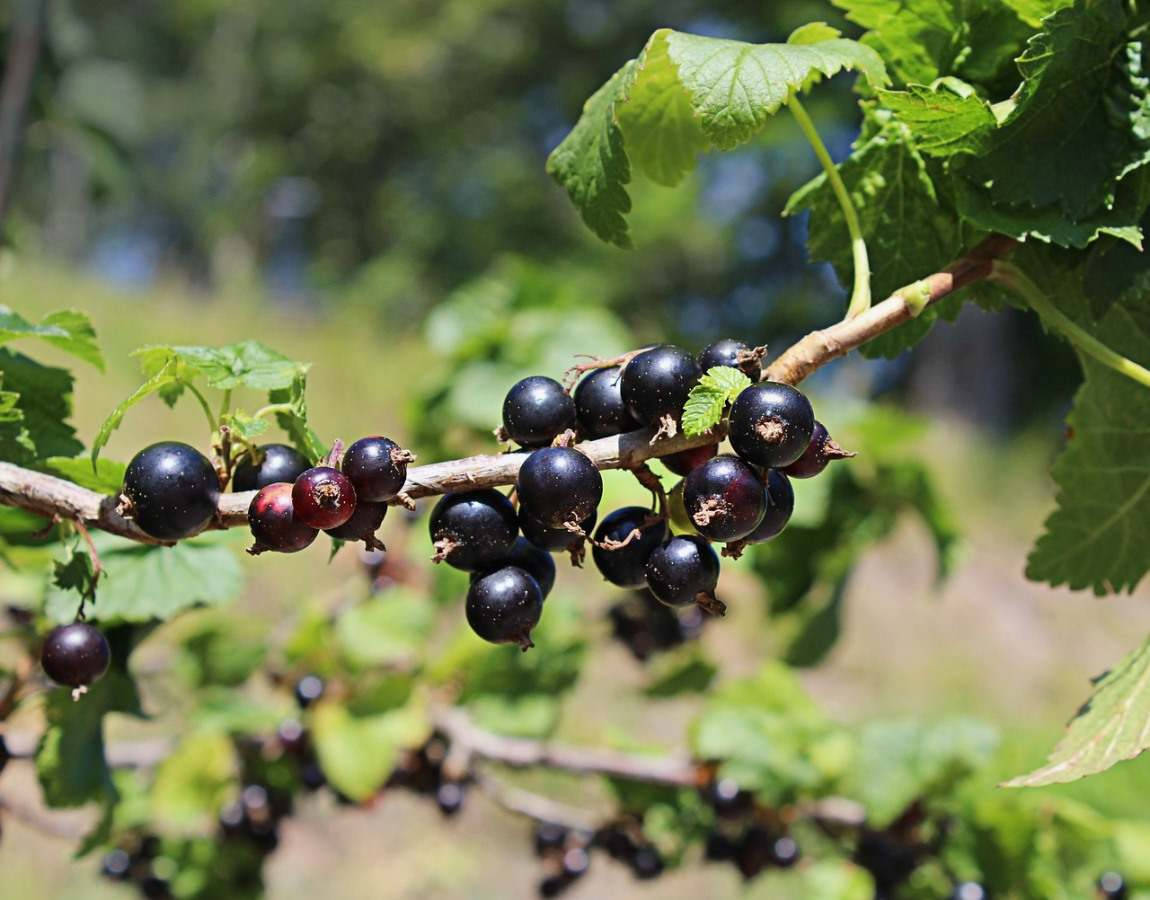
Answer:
[771, 836, 801, 868]
[294, 674, 325, 708]
[705, 830, 737, 862]
[745, 470, 794, 544]
[707, 777, 752, 818]
[436, 781, 466, 816]
[247, 483, 319, 554]
[232, 443, 310, 492]
[517, 447, 603, 529]
[122, 441, 219, 540]
[620, 345, 701, 428]
[1098, 872, 1127, 900]
[645, 535, 721, 612]
[502, 376, 576, 447]
[519, 507, 597, 553]
[697, 338, 762, 380]
[951, 883, 989, 900]
[591, 506, 668, 588]
[781, 420, 853, 478]
[534, 822, 569, 856]
[728, 382, 815, 469]
[475, 536, 557, 598]
[100, 849, 132, 881]
[324, 500, 387, 551]
[41, 622, 110, 688]
[737, 826, 773, 880]
[562, 847, 590, 879]
[630, 845, 664, 880]
[341, 436, 411, 501]
[429, 489, 518, 571]
[292, 467, 357, 530]
[660, 443, 718, 476]
[466, 566, 544, 650]
[683, 455, 766, 542]
[573, 366, 640, 439]
[139, 875, 172, 900]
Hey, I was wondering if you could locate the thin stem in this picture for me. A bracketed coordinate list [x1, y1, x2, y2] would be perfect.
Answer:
[186, 383, 217, 433]
[990, 261, 1150, 390]
[789, 93, 871, 318]
[250, 402, 295, 420]
[217, 388, 232, 421]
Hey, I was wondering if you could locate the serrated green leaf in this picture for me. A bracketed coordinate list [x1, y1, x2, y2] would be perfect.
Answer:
[549, 28, 886, 246]
[270, 373, 325, 462]
[311, 701, 429, 802]
[879, 82, 995, 156]
[45, 535, 244, 624]
[0, 306, 104, 370]
[1005, 636, 1150, 786]
[959, 0, 1150, 219]
[91, 358, 180, 464]
[681, 366, 751, 437]
[785, 122, 960, 357]
[132, 340, 306, 392]
[0, 350, 83, 466]
[42, 456, 127, 494]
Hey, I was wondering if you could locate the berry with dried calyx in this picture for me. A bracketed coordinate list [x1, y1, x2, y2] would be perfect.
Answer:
[728, 382, 815, 469]
[591, 506, 668, 588]
[697, 338, 763, 380]
[502, 376, 576, 447]
[519, 507, 597, 553]
[466, 566, 544, 650]
[247, 483, 319, 554]
[341, 436, 412, 501]
[781, 420, 854, 479]
[683, 455, 766, 542]
[645, 535, 722, 614]
[620, 345, 700, 429]
[122, 441, 220, 540]
[292, 466, 357, 530]
[324, 500, 387, 551]
[516, 447, 602, 529]
[429, 489, 519, 571]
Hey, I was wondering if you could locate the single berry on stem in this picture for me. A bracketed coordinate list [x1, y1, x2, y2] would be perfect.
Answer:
[122, 441, 220, 540]
[292, 466, 357, 530]
[232, 443, 310, 492]
[697, 338, 764, 380]
[645, 535, 723, 614]
[573, 366, 640, 439]
[683, 455, 766, 542]
[324, 500, 388, 551]
[502, 376, 576, 447]
[517, 447, 603, 529]
[41, 622, 111, 692]
[781, 420, 854, 479]
[474, 536, 557, 599]
[247, 483, 319, 554]
[659, 443, 718, 476]
[341, 436, 413, 501]
[744, 470, 794, 544]
[591, 506, 668, 588]
[466, 566, 544, 650]
[728, 382, 815, 469]
[519, 507, 597, 554]
[429, 489, 519, 571]
[620, 345, 701, 430]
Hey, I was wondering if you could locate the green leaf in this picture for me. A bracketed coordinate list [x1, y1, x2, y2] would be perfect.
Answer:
[681, 366, 751, 437]
[335, 590, 434, 669]
[1004, 635, 1150, 786]
[879, 81, 996, 156]
[0, 350, 83, 466]
[91, 358, 180, 464]
[42, 456, 127, 494]
[133, 340, 307, 392]
[45, 535, 244, 624]
[548, 28, 886, 246]
[180, 616, 266, 688]
[959, 0, 1150, 219]
[0, 306, 104, 370]
[269, 373, 325, 463]
[150, 731, 237, 833]
[311, 701, 429, 802]
[785, 122, 960, 357]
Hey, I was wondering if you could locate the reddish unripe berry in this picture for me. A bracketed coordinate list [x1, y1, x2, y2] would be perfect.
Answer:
[292, 467, 357, 529]
[248, 483, 319, 554]
[780, 421, 854, 478]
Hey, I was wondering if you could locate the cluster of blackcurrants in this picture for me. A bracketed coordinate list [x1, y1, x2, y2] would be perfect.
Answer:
[702, 777, 802, 880]
[433, 340, 850, 650]
[532, 818, 665, 897]
[99, 833, 173, 899]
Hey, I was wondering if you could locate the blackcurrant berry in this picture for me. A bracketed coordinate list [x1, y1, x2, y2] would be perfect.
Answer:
[100, 849, 132, 881]
[620, 345, 701, 428]
[276, 718, 308, 755]
[519, 507, 597, 553]
[683, 455, 766, 542]
[697, 338, 762, 380]
[466, 566, 544, 650]
[707, 777, 752, 818]
[292, 467, 357, 530]
[728, 382, 815, 469]
[429, 489, 518, 571]
[41, 622, 110, 688]
[502, 376, 576, 447]
[534, 822, 569, 857]
[324, 500, 387, 551]
[1098, 872, 1127, 900]
[951, 883, 989, 900]
[645, 535, 721, 612]
[247, 483, 319, 554]
[573, 366, 640, 439]
[562, 847, 590, 879]
[630, 845, 664, 880]
[139, 875, 172, 900]
[538, 875, 569, 898]
[436, 781, 466, 816]
[294, 674, 325, 708]
[659, 443, 718, 476]
[591, 506, 668, 588]
[300, 762, 326, 790]
[781, 420, 853, 479]
[475, 537, 557, 598]
[122, 441, 219, 540]
[341, 436, 412, 501]
[232, 443, 310, 492]
[517, 447, 603, 529]
[737, 826, 773, 880]
[771, 836, 801, 868]
[745, 469, 793, 543]
[704, 831, 737, 862]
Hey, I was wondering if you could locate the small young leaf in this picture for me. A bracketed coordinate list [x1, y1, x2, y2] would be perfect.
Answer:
[0, 306, 104, 370]
[270, 374, 325, 462]
[43, 456, 127, 494]
[681, 366, 751, 437]
[1004, 635, 1150, 787]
